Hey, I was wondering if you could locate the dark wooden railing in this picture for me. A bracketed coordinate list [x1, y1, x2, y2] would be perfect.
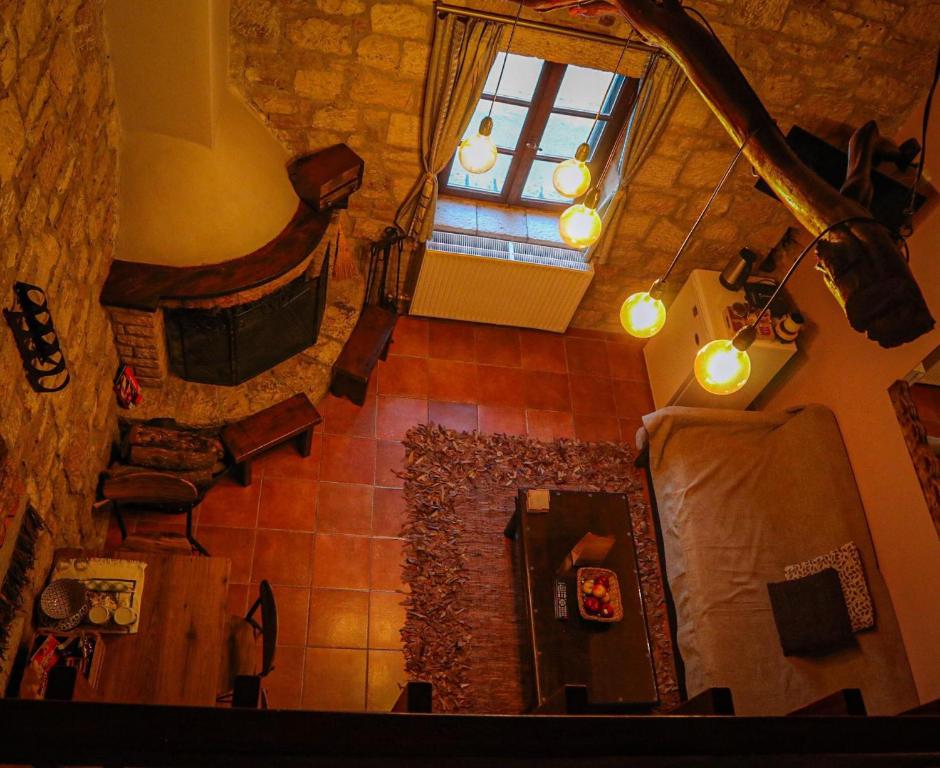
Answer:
[1, 699, 937, 766]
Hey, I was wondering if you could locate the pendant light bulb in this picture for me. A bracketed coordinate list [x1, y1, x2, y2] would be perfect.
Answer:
[693, 337, 752, 395]
[620, 282, 667, 338]
[558, 188, 602, 249]
[458, 116, 498, 174]
[553, 142, 592, 198]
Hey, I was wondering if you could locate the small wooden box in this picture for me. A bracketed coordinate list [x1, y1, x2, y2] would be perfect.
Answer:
[288, 144, 364, 211]
[21, 630, 105, 699]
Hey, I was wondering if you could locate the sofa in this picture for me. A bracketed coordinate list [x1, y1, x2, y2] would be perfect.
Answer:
[638, 404, 918, 715]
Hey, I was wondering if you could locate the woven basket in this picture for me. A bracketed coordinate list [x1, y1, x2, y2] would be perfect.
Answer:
[576, 567, 623, 623]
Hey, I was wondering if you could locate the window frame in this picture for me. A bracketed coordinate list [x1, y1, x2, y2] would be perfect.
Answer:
[439, 59, 639, 211]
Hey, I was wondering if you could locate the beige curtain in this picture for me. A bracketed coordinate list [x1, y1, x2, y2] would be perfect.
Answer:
[589, 54, 687, 263]
[395, 14, 502, 241]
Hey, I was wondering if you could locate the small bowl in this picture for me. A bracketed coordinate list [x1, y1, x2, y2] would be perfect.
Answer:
[39, 579, 87, 620]
[113, 606, 137, 627]
[88, 605, 111, 625]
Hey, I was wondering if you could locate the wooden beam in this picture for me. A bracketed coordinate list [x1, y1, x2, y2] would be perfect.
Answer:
[520, 0, 934, 348]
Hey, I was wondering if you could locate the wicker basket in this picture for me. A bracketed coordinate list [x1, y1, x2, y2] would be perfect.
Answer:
[576, 567, 624, 623]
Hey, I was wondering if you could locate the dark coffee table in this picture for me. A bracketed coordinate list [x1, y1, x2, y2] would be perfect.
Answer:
[505, 489, 658, 713]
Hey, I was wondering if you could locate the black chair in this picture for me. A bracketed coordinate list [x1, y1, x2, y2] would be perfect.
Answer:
[218, 581, 278, 708]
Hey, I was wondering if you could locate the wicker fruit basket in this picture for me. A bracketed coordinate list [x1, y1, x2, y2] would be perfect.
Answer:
[576, 567, 624, 623]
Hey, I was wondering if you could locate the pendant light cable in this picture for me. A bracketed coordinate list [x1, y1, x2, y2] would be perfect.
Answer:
[584, 25, 635, 147]
[659, 129, 755, 285]
[902, 46, 939, 232]
[487, 0, 525, 118]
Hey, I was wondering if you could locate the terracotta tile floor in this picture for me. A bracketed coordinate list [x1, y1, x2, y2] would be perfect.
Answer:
[112, 316, 652, 711]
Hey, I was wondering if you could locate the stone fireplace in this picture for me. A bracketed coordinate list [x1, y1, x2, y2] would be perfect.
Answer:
[164, 256, 329, 387]
[99, 206, 363, 427]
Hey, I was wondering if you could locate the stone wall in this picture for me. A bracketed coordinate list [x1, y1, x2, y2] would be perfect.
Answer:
[229, 0, 938, 332]
[0, 0, 120, 545]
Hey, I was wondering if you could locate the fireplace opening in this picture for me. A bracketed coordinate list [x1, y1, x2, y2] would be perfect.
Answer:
[165, 253, 330, 386]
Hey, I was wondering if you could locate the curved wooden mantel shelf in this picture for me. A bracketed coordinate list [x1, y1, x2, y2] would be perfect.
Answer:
[100, 202, 331, 312]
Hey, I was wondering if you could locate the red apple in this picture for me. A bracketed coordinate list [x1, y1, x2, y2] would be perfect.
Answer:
[583, 596, 600, 614]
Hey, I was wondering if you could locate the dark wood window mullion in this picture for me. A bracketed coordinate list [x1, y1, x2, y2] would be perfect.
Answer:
[504, 63, 566, 205]
[586, 78, 639, 189]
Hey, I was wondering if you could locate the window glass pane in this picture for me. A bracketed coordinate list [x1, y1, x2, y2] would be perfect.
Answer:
[554, 65, 624, 114]
[460, 100, 529, 150]
[446, 152, 513, 196]
[538, 113, 598, 159]
[521, 159, 570, 204]
[483, 53, 544, 101]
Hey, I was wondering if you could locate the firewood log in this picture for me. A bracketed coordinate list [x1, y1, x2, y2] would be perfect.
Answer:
[106, 463, 214, 489]
[520, 0, 934, 348]
[128, 446, 217, 472]
[126, 424, 224, 459]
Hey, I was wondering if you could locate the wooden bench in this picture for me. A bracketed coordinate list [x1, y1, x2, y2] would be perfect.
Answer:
[330, 305, 397, 405]
[221, 394, 322, 486]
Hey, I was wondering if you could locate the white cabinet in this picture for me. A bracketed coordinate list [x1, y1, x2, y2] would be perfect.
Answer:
[643, 269, 797, 410]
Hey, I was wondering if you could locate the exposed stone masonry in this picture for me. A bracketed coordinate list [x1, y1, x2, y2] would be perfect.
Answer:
[107, 307, 168, 387]
[230, 0, 938, 332]
[0, 0, 120, 545]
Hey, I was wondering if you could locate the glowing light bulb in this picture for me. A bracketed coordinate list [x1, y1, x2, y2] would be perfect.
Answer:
[553, 142, 592, 198]
[620, 291, 666, 338]
[458, 116, 498, 174]
[558, 188, 602, 249]
[694, 338, 751, 395]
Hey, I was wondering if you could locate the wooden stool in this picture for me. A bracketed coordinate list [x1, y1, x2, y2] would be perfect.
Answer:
[330, 305, 397, 406]
[221, 394, 322, 486]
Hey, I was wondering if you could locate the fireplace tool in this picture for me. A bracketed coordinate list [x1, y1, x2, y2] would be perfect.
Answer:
[365, 227, 408, 312]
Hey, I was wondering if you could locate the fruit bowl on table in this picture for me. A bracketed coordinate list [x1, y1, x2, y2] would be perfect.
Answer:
[576, 567, 623, 623]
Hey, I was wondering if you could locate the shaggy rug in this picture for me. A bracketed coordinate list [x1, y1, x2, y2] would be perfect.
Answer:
[398, 424, 680, 714]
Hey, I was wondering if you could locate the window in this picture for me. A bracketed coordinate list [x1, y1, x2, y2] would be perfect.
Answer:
[441, 54, 638, 209]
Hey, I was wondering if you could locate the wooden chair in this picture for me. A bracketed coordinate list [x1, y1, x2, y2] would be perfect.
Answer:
[898, 697, 940, 716]
[218, 581, 278, 708]
[392, 682, 433, 713]
[787, 689, 867, 716]
[101, 472, 209, 556]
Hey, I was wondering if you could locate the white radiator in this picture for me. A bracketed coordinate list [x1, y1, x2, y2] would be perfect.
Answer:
[410, 231, 594, 332]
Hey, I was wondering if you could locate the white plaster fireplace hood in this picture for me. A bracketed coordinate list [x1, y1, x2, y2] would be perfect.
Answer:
[105, 0, 296, 267]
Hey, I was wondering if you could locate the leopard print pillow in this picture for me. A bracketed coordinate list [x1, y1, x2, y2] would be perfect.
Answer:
[784, 542, 874, 632]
